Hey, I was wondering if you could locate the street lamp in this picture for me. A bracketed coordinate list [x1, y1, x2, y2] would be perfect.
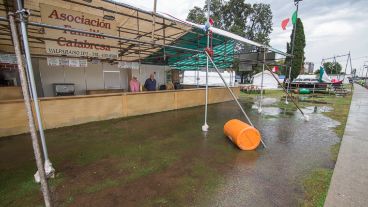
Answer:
[364, 65, 368, 86]
[285, 0, 303, 104]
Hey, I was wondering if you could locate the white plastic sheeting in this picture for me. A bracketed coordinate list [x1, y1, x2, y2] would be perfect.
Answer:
[183, 70, 235, 86]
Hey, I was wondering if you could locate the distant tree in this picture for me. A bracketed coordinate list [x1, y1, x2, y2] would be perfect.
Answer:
[314, 69, 320, 75]
[203, 0, 224, 29]
[187, 0, 273, 45]
[284, 18, 306, 80]
[187, 0, 274, 83]
[186, 6, 206, 24]
[245, 3, 273, 44]
[323, 62, 342, 74]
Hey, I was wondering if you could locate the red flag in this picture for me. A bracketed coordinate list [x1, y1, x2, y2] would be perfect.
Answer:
[272, 66, 279, 72]
[209, 18, 214, 25]
[281, 18, 290, 30]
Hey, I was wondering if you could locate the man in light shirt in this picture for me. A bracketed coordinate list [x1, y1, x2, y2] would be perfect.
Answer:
[130, 76, 140, 92]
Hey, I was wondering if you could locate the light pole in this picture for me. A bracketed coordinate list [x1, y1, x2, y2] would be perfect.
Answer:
[364, 65, 368, 86]
[285, 0, 303, 104]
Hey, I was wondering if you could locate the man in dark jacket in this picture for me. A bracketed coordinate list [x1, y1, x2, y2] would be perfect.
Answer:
[144, 74, 156, 91]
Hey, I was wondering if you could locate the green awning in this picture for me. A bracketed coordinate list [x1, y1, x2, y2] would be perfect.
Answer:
[142, 28, 234, 70]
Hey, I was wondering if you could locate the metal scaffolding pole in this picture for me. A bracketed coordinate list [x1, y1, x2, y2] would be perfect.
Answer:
[202, 0, 210, 132]
[205, 51, 267, 148]
[15, 0, 55, 180]
[258, 47, 266, 113]
[8, 12, 52, 207]
[264, 64, 309, 121]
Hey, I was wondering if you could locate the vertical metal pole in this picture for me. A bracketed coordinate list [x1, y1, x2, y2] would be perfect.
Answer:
[365, 65, 368, 86]
[205, 51, 267, 148]
[334, 56, 338, 80]
[151, 0, 157, 42]
[103, 62, 106, 89]
[258, 47, 266, 113]
[197, 34, 200, 88]
[136, 11, 142, 87]
[349, 52, 353, 76]
[9, 13, 52, 207]
[84, 67, 88, 95]
[15, 0, 54, 175]
[286, 1, 299, 104]
[343, 52, 349, 81]
[202, 0, 210, 132]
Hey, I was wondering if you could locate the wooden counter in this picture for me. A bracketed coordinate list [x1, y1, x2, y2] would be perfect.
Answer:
[0, 87, 240, 137]
[0, 86, 23, 100]
[86, 89, 126, 95]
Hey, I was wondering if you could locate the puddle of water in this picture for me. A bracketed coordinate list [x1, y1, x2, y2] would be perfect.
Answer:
[260, 107, 282, 116]
[253, 97, 278, 107]
[303, 106, 333, 114]
[298, 96, 330, 104]
[0, 97, 340, 207]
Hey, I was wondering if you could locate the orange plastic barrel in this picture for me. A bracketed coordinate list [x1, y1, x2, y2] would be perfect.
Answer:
[224, 119, 261, 150]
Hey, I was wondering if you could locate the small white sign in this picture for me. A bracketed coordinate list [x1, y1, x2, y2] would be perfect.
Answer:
[0, 54, 17, 64]
[131, 62, 140, 70]
[118, 61, 130, 69]
[68, 59, 80, 67]
[47, 57, 60, 66]
[59, 58, 69, 66]
[79, 59, 88, 67]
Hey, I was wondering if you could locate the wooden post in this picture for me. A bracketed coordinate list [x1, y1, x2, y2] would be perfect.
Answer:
[8, 12, 52, 207]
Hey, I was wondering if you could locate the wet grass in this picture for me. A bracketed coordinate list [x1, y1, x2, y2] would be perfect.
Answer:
[0, 106, 234, 206]
[241, 88, 353, 207]
[301, 168, 333, 207]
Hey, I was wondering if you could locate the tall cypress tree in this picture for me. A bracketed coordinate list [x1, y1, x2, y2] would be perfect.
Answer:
[285, 18, 306, 80]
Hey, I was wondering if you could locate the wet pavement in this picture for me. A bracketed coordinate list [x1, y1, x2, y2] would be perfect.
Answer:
[0, 96, 340, 206]
[325, 84, 368, 207]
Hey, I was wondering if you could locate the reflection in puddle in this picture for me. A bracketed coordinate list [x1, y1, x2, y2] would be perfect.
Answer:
[260, 107, 282, 116]
[252, 97, 278, 109]
[303, 106, 333, 114]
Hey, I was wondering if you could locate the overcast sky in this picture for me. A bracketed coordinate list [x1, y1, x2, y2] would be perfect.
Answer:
[118, 0, 368, 75]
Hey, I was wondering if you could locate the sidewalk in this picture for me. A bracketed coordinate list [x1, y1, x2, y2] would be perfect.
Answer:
[325, 84, 368, 207]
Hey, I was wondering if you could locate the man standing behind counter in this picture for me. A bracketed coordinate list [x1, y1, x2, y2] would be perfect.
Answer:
[144, 74, 156, 91]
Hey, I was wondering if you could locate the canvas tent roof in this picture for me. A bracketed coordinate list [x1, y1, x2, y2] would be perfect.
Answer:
[0, 0, 289, 70]
[0, 0, 194, 61]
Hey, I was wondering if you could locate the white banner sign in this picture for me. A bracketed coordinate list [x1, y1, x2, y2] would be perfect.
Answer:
[118, 61, 140, 70]
[47, 57, 88, 68]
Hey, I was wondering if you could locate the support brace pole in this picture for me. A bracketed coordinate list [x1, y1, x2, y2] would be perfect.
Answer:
[264, 64, 308, 119]
[205, 51, 267, 148]
[15, 0, 55, 180]
[8, 12, 52, 207]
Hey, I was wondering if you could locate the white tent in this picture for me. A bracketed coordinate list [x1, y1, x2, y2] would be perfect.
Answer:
[252, 70, 279, 89]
